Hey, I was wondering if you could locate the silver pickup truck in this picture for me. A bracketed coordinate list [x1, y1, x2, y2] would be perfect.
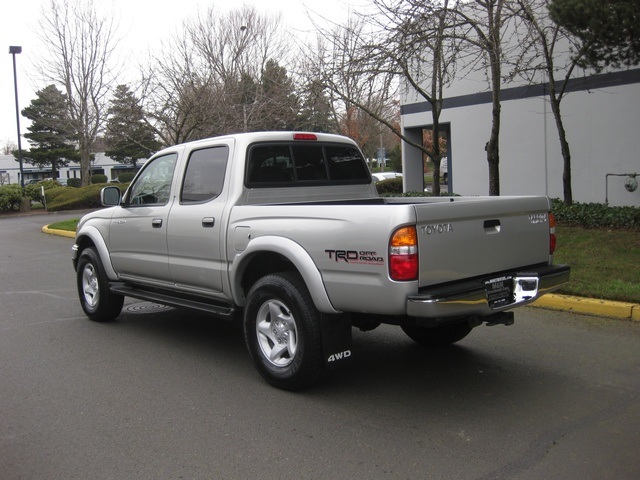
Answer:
[72, 131, 569, 390]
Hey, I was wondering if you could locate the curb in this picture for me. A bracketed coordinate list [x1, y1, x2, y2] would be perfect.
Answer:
[42, 225, 76, 238]
[532, 294, 640, 321]
[42, 224, 639, 322]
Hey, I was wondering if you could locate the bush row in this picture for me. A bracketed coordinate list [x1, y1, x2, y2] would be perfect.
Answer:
[551, 198, 639, 231]
[45, 183, 129, 211]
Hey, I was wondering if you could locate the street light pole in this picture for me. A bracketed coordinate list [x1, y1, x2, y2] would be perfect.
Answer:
[9, 45, 24, 188]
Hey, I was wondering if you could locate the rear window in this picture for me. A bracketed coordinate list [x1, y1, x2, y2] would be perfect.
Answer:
[246, 142, 370, 187]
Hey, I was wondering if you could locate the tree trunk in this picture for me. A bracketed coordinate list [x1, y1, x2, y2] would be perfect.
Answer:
[485, 1, 503, 197]
[431, 119, 442, 197]
[80, 141, 92, 187]
[487, 61, 501, 196]
[548, 96, 573, 205]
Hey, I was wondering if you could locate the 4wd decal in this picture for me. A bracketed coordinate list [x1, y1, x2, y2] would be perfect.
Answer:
[325, 249, 384, 265]
[327, 350, 351, 362]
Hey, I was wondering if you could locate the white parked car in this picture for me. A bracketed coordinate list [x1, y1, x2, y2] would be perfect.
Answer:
[371, 172, 403, 182]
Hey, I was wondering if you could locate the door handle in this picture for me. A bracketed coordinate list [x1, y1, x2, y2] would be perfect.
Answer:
[483, 219, 501, 234]
[202, 217, 215, 228]
[152, 218, 163, 228]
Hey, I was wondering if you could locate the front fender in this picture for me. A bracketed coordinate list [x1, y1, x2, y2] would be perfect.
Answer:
[73, 225, 119, 280]
[230, 236, 339, 314]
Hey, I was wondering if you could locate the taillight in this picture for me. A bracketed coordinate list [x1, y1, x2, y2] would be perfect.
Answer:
[389, 226, 418, 281]
[549, 213, 557, 255]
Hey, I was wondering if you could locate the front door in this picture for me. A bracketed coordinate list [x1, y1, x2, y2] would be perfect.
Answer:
[108, 152, 179, 285]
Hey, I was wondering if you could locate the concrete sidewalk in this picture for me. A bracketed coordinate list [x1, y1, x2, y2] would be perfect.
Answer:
[43, 223, 640, 322]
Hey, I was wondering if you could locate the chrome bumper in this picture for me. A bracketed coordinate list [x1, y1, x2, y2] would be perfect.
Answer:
[407, 264, 570, 318]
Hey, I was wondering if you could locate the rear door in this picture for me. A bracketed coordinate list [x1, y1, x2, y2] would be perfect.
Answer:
[166, 141, 232, 293]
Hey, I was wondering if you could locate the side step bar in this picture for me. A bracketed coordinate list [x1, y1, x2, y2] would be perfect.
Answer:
[109, 282, 236, 319]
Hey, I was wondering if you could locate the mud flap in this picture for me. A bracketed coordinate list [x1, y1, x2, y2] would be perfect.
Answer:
[320, 313, 352, 369]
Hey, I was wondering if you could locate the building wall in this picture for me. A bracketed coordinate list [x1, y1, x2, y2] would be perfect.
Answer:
[0, 153, 140, 185]
[401, 69, 640, 207]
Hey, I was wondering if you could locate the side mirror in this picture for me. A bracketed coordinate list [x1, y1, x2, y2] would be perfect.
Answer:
[101, 186, 122, 206]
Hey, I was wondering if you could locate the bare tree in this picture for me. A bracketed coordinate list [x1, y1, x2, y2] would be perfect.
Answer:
[307, 17, 396, 129]
[447, 0, 518, 195]
[305, 1, 460, 194]
[37, 0, 120, 186]
[2, 141, 17, 156]
[373, 0, 461, 194]
[139, 29, 219, 145]
[508, 0, 587, 205]
[139, 5, 295, 143]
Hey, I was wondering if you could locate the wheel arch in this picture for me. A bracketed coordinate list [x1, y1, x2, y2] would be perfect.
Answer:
[74, 225, 118, 280]
[230, 236, 339, 314]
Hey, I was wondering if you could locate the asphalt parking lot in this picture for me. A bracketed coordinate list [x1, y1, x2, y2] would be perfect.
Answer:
[2, 212, 639, 479]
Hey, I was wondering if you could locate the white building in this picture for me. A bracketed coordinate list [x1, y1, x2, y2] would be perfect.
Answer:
[0, 153, 139, 186]
[401, 61, 640, 207]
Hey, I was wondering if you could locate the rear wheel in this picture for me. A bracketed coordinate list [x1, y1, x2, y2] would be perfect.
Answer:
[401, 321, 472, 347]
[77, 247, 124, 322]
[244, 272, 325, 390]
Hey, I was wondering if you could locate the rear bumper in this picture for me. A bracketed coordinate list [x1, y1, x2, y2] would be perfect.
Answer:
[407, 264, 570, 318]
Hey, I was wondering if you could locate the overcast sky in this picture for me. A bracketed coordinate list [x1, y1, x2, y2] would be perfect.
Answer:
[0, 0, 356, 149]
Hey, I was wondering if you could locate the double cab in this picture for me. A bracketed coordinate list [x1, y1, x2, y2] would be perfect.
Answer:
[73, 132, 569, 390]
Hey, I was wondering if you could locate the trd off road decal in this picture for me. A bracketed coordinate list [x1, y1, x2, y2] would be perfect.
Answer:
[325, 249, 384, 265]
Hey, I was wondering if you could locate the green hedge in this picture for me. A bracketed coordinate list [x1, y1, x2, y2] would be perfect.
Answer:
[47, 183, 128, 211]
[551, 198, 639, 231]
[118, 172, 136, 183]
[91, 174, 108, 184]
[24, 180, 64, 203]
[0, 184, 24, 212]
[375, 177, 404, 195]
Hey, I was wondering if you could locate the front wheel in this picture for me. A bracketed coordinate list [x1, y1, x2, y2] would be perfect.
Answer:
[401, 321, 472, 347]
[77, 247, 124, 322]
[244, 272, 325, 390]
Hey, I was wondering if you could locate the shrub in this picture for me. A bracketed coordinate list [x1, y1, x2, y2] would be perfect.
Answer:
[0, 184, 24, 212]
[375, 177, 404, 195]
[551, 198, 639, 231]
[118, 172, 136, 183]
[24, 180, 62, 203]
[45, 183, 130, 211]
[43, 186, 69, 202]
[67, 178, 82, 188]
[47, 184, 106, 211]
[91, 174, 108, 184]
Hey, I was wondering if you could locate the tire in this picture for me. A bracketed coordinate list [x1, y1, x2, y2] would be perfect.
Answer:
[244, 272, 326, 390]
[401, 321, 472, 347]
[77, 247, 124, 322]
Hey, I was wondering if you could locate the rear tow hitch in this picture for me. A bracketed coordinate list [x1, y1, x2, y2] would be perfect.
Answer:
[485, 311, 515, 327]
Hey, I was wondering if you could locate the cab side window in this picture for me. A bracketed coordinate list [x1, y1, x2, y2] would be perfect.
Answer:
[127, 153, 178, 205]
[181, 146, 229, 203]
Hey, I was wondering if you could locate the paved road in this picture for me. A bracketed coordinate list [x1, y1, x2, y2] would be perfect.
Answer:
[1, 213, 640, 479]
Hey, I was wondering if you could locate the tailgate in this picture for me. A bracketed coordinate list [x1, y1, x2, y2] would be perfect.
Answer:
[414, 196, 553, 288]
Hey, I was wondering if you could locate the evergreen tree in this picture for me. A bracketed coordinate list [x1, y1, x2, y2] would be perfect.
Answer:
[21, 84, 78, 179]
[104, 85, 161, 168]
[259, 60, 299, 130]
[549, 0, 640, 71]
[296, 79, 334, 133]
